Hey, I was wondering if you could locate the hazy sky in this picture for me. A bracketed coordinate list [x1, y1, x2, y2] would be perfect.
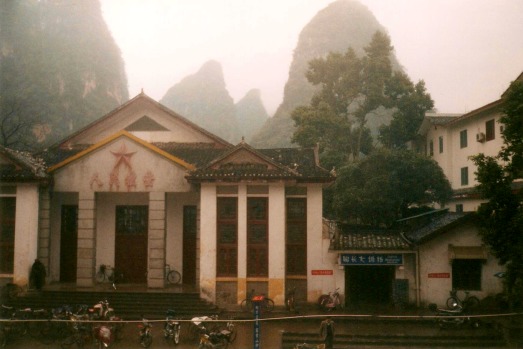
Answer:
[100, 0, 523, 115]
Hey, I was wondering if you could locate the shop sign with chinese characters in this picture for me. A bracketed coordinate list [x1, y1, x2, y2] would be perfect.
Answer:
[340, 253, 403, 266]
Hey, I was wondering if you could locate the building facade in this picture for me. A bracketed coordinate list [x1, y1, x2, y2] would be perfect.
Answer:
[0, 93, 335, 306]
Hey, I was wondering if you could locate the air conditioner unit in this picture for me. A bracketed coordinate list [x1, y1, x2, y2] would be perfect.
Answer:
[476, 132, 486, 142]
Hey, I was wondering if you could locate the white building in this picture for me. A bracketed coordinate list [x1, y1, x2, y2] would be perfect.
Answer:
[0, 93, 335, 306]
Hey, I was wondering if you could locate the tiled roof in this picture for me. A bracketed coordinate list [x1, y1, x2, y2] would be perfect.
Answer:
[402, 211, 471, 244]
[330, 224, 411, 251]
[39, 141, 334, 182]
[0, 146, 48, 182]
[186, 145, 334, 182]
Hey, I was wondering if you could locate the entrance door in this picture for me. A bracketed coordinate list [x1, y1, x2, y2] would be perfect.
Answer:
[182, 206, 197, 285]
[60, 205, 78, 282]
[346, 265, 394, 306]
[115, 206, 148, 283]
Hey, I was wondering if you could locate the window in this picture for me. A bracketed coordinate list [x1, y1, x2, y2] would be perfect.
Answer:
[115, 206, 148, 234]
[217, 197, 238, 277]
[460, 167, 469, 186]
[460, 130, 468, 148]
[452, 259, 482, 290]
[438, 136, 443, 153]
[247, 198, 268, 277]
[429, 140, 434, 156]
[485, 119, 495, 141]
[0, 197, 16, 273]
[286, 198, 307, 275]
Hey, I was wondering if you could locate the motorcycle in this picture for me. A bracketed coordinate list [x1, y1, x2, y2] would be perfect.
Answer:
[89, 299, 116, 320]
[89, 299, 123, 348]
[198, 331, 229, 349]
[138, 318, 153, 348]
[164, 309, 181, 345]
[428, 303, 481, 329]
[318, 287, 343, 311]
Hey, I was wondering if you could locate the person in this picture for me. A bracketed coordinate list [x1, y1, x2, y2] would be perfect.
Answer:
[319, 316, 335, 349]
[30, 259, 46, 290]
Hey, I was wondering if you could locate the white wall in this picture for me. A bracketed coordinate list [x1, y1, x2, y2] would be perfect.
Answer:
[418, 222, 503, 307]
[13, 184, 39, 286]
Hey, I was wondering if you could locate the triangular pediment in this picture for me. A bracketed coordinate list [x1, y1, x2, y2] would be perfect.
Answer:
[125, 115, 169, 131]
[49, 130, 195, 173]
[55, 93, 230, 149]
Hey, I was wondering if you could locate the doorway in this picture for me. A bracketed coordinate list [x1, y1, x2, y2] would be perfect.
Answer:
[345, 265, 395, 306]
[115, 206, 148, 283]
[60, 205, 78, 282]
[182, 205, 197, 285]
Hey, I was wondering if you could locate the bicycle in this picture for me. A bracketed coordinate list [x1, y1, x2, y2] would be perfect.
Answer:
[446, 289, 480, 311]
[164, 264, 181, 285]
[164, 309, 181, 345]
[95, 265, 124, 290]
[286, 286, 297, 312]
[318, 287, 343, 312]
[240, 289, 274, 312]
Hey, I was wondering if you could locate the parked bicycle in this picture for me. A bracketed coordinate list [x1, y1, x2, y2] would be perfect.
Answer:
[318, 287, 343, 311]
[163, 309, 181, 345]
[60, 313, 92, 349]
[164, 264, 182, 285]
[240, 289, 274, 312]
[446, 289, 480, 311]
[286, 286, 297, 312]
[138, 317, 153, 348]
[95, 265, 124, 290]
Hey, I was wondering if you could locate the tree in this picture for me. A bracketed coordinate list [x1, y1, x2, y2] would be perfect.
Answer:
[291, 31, 433, 167]
[471, 79, 523, 309]
[331, 149, 452, 226]
[378, 73, 434, 148]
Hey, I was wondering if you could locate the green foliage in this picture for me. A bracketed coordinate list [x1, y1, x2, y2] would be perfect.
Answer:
[291, 31, 433, 168]
[379, 73, 434, 148]
[251, 0, 395, 148]
[331, 149, 452, 226]
[471, 79, 523, 309]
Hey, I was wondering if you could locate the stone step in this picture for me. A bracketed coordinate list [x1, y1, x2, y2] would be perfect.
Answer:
[4, 289, 220, 320]
[282, 331, 508, 348]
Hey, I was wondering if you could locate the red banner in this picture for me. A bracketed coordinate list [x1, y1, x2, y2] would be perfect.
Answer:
[311, 270, 333, 275]
[428, 273, 450, 278]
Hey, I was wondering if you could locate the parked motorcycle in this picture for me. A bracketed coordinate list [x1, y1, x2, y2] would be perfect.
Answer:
[164, 309, 181, 345]
[198, 331, 229, 349]
[428, 303, 481, 329]
[318, 287, 343, 311]
[138, 317, 153, 348]
[89, 299, 116, 320]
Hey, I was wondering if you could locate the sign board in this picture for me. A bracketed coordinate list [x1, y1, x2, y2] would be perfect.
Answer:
[428, 273, 450, 278]
[340, 253, 403, 266]
[253, 300, 261, 349]
[311, 270, 333, 276]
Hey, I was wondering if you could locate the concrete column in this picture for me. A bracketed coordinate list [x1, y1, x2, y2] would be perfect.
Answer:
[37, 189, 51, 275]
[200, 184, 217, 303]
[307, 184, 333, 302]
[268, 184, 285, 305]
[77, 191, 96, 287]
[148, 192, 166, 288]
[237, 184, 247, 303]
[13, 184, 39, 286]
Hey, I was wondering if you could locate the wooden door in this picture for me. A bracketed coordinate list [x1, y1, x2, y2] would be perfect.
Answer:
[115, 206, 148, 283]
[60, 205, 78, 282]
[182, 206, 197, 285]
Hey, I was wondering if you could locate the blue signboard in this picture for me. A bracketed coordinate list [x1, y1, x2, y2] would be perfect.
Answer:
[253, 298, 262, 349]
[340, 253, 403, 265]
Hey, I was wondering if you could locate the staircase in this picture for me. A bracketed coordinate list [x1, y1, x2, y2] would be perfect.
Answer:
[281, 325, 509, 348]
[282, 332, 508, 348]
[4, 288, 220, 320]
